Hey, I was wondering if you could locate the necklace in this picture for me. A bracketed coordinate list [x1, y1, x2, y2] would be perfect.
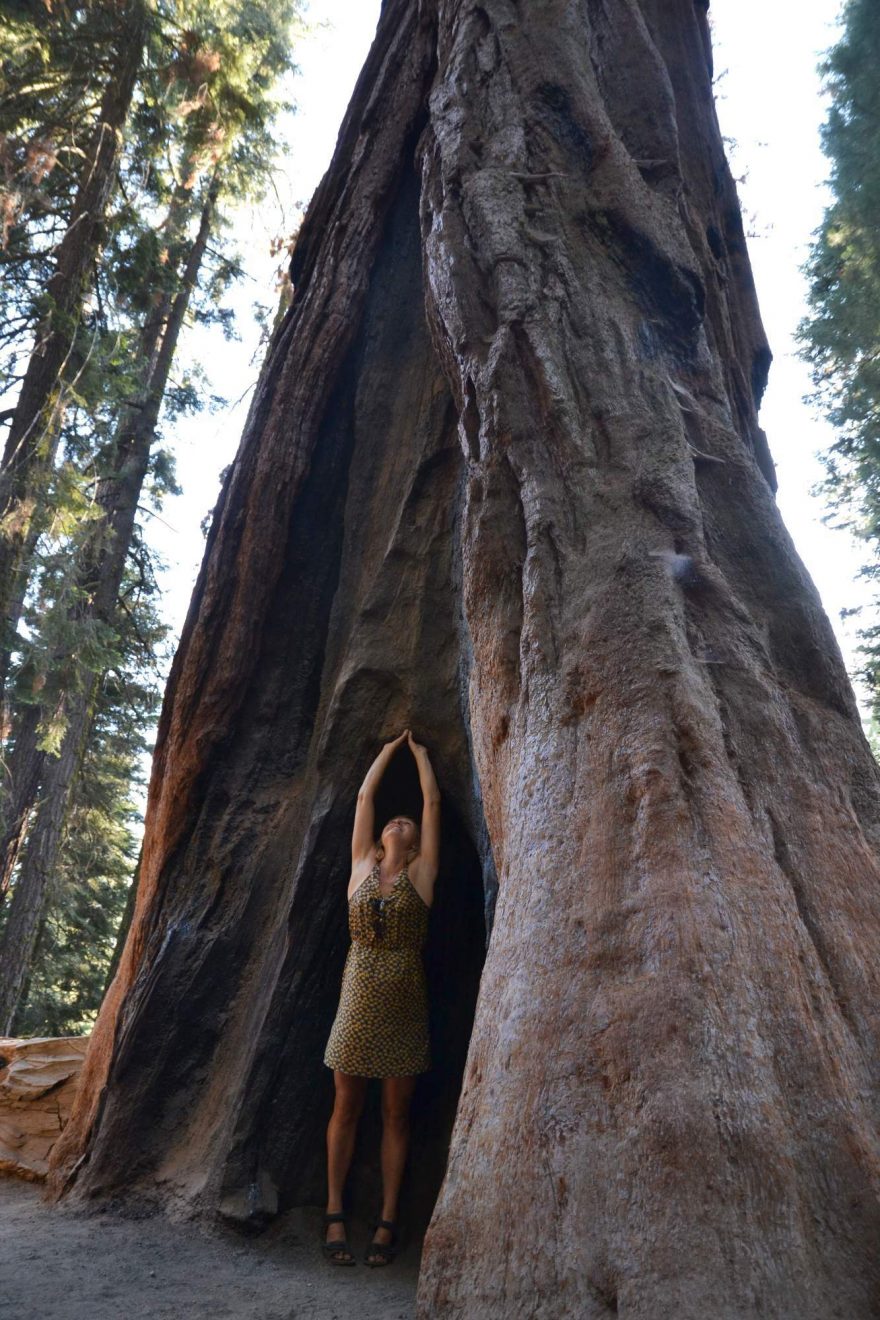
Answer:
[374, 858, 409, 897]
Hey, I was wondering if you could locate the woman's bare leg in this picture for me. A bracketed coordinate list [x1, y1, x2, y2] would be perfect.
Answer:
[367, 1074, 417, 1261]
[325, 1070, 367, 1258]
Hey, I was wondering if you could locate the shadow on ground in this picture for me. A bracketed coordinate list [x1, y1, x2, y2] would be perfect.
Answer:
[0, 1176, 417, 1320]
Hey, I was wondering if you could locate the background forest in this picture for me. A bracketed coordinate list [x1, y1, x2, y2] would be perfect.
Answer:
[0, 0, 876, 1038]
[0, 0, 303, 1034]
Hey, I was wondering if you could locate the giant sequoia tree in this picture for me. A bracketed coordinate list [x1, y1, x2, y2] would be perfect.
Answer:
[48, 2, 880, 1316]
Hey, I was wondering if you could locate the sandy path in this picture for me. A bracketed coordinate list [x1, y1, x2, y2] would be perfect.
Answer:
[0, 1176, 418, 1319]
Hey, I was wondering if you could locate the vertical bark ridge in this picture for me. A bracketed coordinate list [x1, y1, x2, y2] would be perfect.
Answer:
[415, 2, 880, 1315]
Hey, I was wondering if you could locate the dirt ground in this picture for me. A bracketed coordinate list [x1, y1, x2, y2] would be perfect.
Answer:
[0, 1175, 419, 1319]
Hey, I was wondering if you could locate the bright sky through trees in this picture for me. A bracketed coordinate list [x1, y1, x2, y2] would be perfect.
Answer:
[148, 0, 864, 722]
[710, 0, 870, 702]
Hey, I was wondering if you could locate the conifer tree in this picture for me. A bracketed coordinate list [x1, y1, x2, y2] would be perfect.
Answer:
[0, 0, 303, 1031]
[0, 0, 150, 700]
[799, 0, 880, 706]
[1, 2, 132, 356]
[0, 551, 165, 1037]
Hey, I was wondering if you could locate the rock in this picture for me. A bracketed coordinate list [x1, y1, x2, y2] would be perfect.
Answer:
[0, 1036, 88, 1180]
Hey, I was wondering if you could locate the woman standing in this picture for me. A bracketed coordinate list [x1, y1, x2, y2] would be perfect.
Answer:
[322, 729, 441, 1267]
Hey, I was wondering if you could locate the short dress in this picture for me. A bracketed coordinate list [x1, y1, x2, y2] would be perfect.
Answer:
[324, 860, 431, 1077]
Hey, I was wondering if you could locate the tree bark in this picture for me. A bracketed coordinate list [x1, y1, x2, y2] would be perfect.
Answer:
[48, 3, 880, 1316]
[0, 702, 43, 902]
[0, 698, 93, 1034]
[0, 0, 148, 706]
[0, 179, 219, 1029]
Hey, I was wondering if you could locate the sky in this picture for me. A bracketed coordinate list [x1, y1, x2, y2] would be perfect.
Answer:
[144, 0, 384, 635]
[709, 0, 871, 695]
[145, 0, 865, 741]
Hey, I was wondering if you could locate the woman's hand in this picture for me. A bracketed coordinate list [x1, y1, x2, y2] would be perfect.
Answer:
[407, 730, 428, 758]
[409, 731, 440, 898]
[383, 728, 410, 753]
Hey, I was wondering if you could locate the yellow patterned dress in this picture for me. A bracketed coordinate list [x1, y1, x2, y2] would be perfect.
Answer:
[324, 861, 431, 1078]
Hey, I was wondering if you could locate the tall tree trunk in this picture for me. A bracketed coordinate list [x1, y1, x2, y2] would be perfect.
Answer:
[0, 180, 218, 1026]
[0, 701, 43, 901]
[0, 0, 148, 705]
[0, 687, 94, 1034]
[0, 174, 215, 897]
[9, 917, 43, 1036]
[49, 4, 880, 1316]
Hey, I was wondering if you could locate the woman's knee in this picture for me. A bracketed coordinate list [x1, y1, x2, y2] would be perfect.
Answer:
[381, 1104, 411, 1133]
[381, 1083, 415, 1129]
[332, 1075, 366, 1124]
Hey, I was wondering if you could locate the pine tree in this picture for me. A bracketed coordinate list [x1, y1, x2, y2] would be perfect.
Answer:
[0, 2, 130, 349]
[0, 177, 220, 1027]
[798, 0, 880, 707]
[0, 0, 150, 701]
[0, 0, 304, 1031]
[1, 551, 166, 1037]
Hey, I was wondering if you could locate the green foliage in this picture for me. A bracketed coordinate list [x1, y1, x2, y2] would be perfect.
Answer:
[3, 0, 304, 728]
[5, 565, 165, 1037]
[0, 0, 305, 1035]
[0, 2, 129, 390]
[798, 0, 880, 708]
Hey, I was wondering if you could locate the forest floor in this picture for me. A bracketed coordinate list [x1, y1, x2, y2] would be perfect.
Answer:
[0, 1175, 419, 1319]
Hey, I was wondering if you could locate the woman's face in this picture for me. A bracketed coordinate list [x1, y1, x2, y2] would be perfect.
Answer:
[381, 816, 419, 853]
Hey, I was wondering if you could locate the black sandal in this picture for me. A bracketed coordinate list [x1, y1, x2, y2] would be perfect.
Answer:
[322, 1212, 356, 1265]
[365, 1218, 398, 1267]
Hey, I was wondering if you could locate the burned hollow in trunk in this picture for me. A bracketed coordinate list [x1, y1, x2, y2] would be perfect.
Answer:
[51, 151, 494, 1236]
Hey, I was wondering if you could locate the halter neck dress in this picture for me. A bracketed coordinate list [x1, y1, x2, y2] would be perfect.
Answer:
[324, 860, 431, 1078]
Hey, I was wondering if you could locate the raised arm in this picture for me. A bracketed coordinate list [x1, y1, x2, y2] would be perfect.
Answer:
[408, 731, 441, 891]
[351, 729, 409, 865]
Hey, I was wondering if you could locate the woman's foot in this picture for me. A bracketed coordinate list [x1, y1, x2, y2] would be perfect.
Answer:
[365, 1217, 398, 1267]
[322, 1212, 356, 1265]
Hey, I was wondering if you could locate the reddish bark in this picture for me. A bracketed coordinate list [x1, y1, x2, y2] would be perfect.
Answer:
[49, 3, 880, 1316]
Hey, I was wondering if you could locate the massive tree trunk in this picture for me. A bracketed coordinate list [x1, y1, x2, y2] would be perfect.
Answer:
[48, 3, 880, 1316]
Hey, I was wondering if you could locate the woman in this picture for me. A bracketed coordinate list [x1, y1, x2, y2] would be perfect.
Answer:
[322, 728, 441, 1267]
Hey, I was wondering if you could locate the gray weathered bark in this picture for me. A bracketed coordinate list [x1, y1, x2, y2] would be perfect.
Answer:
[48, 4, 880, 1317]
